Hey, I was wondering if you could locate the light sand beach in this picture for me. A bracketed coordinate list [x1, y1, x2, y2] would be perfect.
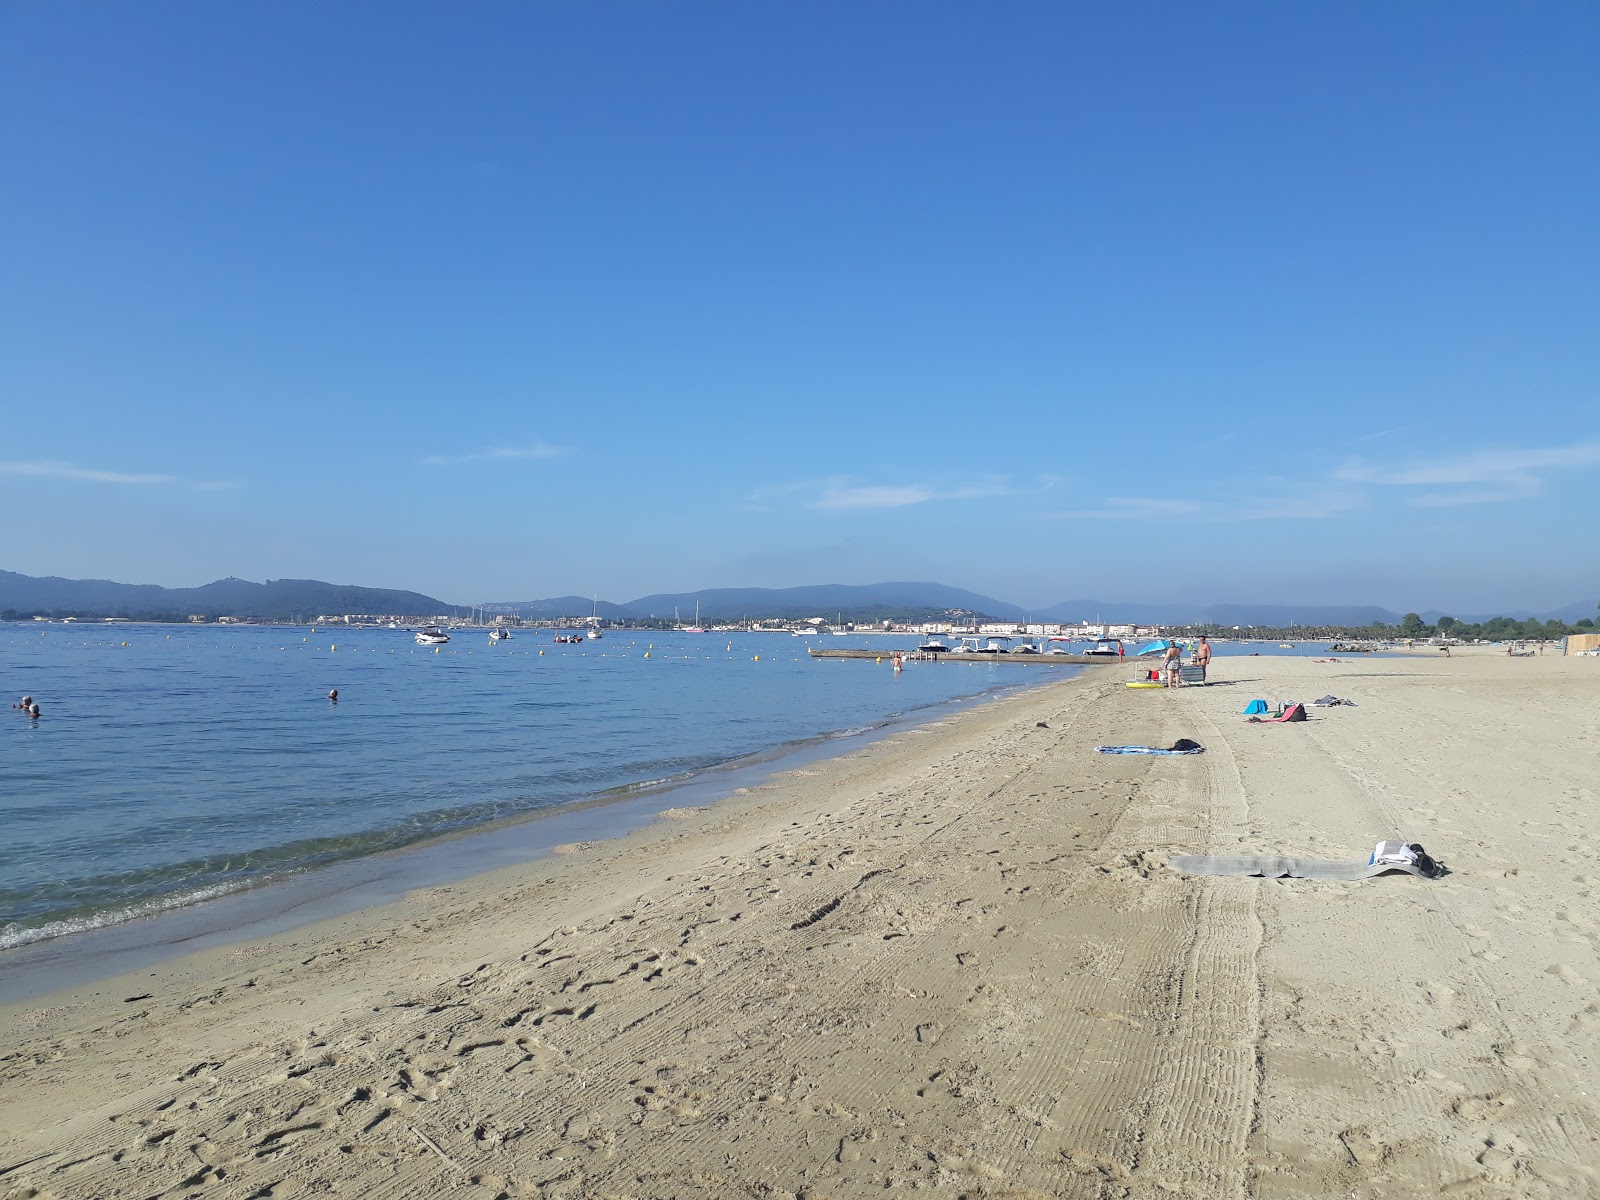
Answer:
[3, 649, 1597, 1198]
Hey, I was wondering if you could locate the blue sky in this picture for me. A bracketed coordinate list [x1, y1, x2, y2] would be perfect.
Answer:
[3, 2, 1596, 612]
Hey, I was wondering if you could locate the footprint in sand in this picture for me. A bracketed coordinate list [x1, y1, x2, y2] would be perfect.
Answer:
[1490, 1040, 1542, 1071]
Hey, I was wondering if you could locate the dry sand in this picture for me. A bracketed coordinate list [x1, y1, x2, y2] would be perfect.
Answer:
[2, 648, 1597, 1198]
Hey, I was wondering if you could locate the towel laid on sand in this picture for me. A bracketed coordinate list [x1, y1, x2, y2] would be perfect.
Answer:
[1170, 840, 1443, 880]
[1095, 739, 1204, 755]
[1167, 856, 1434, 880]
[1312, 694, 1357, 707]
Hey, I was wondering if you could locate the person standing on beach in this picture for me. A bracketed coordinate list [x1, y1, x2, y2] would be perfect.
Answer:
[1194, 635, 1212, 682]
[1163, 639, 1183, 688]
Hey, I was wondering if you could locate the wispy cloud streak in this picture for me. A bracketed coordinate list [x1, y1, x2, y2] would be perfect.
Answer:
[1043, 490, 1362, 522]
[1, 460, 178, 485]
[422, 443, 570, 467]
[1335, 440, 1600, 506]
[750, 475, 1050, 512]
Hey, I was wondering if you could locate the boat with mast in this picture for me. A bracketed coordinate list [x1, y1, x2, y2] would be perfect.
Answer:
[679, 601, 704, 634]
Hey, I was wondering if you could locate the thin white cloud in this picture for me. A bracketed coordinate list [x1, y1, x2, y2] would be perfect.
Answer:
[1335, 440, 1600, 506]
[814, 483, 936, 510]
[1044, 490, 1363, 522]
[422, 442, 571, 467]
[752, 475, 1047, 512]
[0, 460, 225, 489]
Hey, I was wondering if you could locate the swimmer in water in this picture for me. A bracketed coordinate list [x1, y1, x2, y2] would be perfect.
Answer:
[13, 695, 32, 710]
[328, 689, 339, 702]
[27, 703, 40, 719]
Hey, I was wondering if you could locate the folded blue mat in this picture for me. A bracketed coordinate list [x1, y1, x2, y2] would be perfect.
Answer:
[1095, 743, 1204, 755]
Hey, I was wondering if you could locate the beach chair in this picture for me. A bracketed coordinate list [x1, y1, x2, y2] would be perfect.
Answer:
[1178, 664, 1207, 686]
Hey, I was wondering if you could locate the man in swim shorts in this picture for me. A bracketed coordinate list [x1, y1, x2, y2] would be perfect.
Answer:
[1194, 635, 1212, 681]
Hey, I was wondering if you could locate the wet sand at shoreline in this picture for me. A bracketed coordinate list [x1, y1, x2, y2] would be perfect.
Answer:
[2, 649, 1596, 1197]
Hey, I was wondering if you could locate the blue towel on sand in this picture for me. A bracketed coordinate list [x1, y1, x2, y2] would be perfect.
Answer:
[1243, 699, 1269, 715]
[1096, 744, 1204, 756]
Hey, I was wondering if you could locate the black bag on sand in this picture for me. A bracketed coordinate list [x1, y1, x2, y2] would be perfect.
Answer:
[1170, 738, 1203, 752]
[1410, 843, 1442, 878]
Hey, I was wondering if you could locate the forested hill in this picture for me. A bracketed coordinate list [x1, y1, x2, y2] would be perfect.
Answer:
[0, 570, 459, 620]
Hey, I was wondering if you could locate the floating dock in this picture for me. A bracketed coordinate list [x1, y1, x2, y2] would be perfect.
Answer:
[807, 648, 1120, 666]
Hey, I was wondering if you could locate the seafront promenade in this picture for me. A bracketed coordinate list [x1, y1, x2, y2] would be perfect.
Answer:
[2, 648, 1596, 1197]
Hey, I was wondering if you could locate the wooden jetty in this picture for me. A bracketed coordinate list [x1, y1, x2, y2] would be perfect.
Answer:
[807, 647, 1119, 666]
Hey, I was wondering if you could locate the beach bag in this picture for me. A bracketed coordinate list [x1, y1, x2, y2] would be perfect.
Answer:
[1243, 699, 1268, 715]
[1170, 738, 1202, 752]
[1282, 703, 1307, 722]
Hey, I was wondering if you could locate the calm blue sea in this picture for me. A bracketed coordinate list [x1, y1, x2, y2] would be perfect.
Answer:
[1, 624, 1046, 950]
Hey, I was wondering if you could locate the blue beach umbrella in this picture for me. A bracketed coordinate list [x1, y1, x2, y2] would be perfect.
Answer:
[1136, 639, 1172, 656]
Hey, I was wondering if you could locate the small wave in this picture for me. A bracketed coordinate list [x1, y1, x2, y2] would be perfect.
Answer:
[822, 724, 876, 739]
[0, 881, 251, 950]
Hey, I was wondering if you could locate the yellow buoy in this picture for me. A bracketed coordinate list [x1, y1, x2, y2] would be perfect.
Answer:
[644, 651, 651, 658]
[753, 654, 759, 661]
[122, 641, 129, 647]
[435, 646, 441, 654]
[331, 644, 337, 651]
[539, 649, 545, 655]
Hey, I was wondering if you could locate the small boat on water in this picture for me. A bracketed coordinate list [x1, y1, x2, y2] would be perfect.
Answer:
[415, 625, 450, 645]
[1083, 638, 1125, 657]
[489, 628, 511, 642]
[918, 637, 951, 653]
[677, 602, 705, 633]
[958, 635, 1012, 654]
[553, 633, 584, 644]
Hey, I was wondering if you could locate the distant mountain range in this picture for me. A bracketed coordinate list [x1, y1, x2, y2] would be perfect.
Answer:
[0, 570, 461, 622]
[1, 569, 1590, 626]
[486, 584, 1595, 627]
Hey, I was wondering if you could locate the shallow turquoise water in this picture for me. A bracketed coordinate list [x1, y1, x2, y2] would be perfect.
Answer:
[0, 625, 1031, 947]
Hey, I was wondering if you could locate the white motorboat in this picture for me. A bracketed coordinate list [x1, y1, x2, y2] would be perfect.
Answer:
[918, 637, 951, 653]
[958, 636, 1011, 654]
[489, 628, 511, 642]
[415, 625, 450, 645]
[1083, 638, 1124, 657]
